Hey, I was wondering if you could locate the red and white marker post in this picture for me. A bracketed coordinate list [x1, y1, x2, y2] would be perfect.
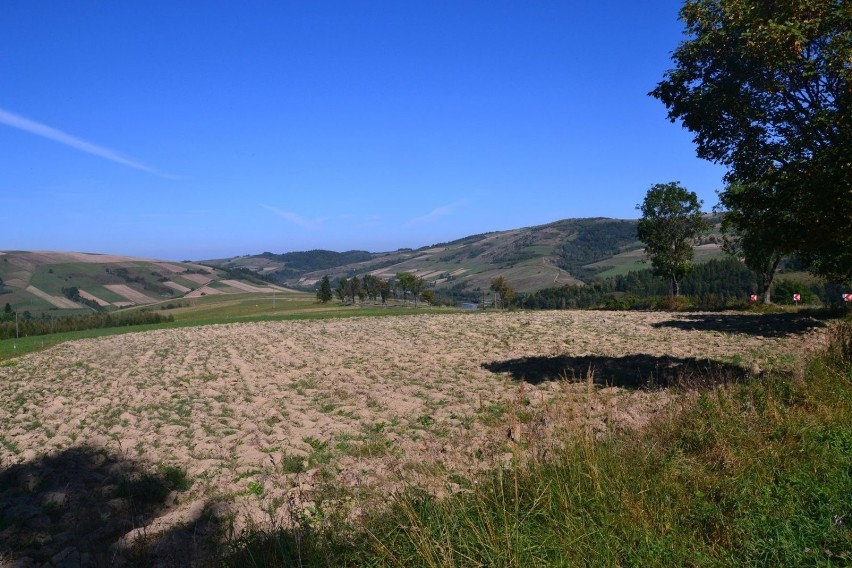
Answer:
[793, 293, 801, 306]
[843, 293, 852, 302]
[750, 294, 758, 303]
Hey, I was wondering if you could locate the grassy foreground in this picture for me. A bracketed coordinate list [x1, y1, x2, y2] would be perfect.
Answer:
[221, 323, 852, 566]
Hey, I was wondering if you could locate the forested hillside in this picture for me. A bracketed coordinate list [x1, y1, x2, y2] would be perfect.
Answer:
[211, 217, 691, 294]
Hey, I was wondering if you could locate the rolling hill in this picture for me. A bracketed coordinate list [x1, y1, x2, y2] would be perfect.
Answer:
[211, 217, 723, 295]
[0, 251, 291, 316]
[1, 217, 724, 315]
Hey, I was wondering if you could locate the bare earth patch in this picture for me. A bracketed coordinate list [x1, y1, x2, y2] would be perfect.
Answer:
[154, 262, 188, 274]
[24, 285, 82, 309]
[185, 285, 224, 297]
[103, 284, 157, 305]
[219, 279, 270, 293]
[163, 281, 192, 294]
[0, 310, 825, 559]
[182, 274, 214, 286]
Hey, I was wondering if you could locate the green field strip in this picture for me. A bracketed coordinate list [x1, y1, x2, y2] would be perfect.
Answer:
[81, 285, 127, 303]
[594, 260, 648, 278]
[168, 275, 201, 289]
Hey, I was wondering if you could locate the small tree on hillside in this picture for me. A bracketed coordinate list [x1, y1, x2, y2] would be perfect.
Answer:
[348, 276, 362, 304]
[637, 182, 710, 297]
[396, 272, 416, 304]
[410, 276, 426, 307]
[421, 289, 435, 306]
[378, 279, 391, 304]
[362, 274, 380, 302]
[317, 275, 333, 303]
[490, 276, 515, 309]
[336, 277, 348, 303]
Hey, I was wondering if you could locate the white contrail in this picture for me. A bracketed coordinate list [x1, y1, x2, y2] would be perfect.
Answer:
[262, 204, 325, 228]
[408, 201, 467, 225]
[0, 107, 170, 177]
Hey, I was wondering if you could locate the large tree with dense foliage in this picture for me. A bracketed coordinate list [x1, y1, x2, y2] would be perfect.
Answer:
[637, 182, 710, 297]
[651, 0, 852, 282]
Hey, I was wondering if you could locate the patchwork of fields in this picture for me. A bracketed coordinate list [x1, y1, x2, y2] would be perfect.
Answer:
[0, 310, 825, 560]
[0, 251, 293, 318]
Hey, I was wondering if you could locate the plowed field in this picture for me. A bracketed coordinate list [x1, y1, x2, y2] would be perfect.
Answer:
[0, 310, 824, 559]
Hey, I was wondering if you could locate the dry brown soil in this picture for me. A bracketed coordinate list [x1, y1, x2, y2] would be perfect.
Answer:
[0, 310, 825, 562]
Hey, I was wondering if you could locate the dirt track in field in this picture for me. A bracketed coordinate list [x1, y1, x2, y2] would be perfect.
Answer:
[0, 310, 826, 559]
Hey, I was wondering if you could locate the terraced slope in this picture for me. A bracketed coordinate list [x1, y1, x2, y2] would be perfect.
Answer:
[0, 251, 288, 316]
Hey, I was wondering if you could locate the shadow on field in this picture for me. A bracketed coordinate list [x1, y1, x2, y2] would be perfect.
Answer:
[651, 312, 826, 338]
[0, 445, 216, 566]
[482, 354, 749, 389]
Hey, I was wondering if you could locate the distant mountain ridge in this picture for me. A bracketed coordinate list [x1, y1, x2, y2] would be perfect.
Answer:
[211, 217, 723, 295]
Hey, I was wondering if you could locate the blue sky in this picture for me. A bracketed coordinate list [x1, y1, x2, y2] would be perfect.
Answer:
[1, 1, 726, 261]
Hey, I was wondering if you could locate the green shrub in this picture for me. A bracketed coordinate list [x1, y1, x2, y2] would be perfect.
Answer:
[654, 295, 693, 311]
[158, 464, 192, 491]
[280, 453, 306, 474]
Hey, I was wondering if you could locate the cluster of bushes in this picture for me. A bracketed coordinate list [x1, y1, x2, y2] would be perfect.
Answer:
[0, 310, 174, 340]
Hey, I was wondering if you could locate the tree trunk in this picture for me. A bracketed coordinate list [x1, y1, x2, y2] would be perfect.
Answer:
[761, 256, 782, 304]
[671, 276, 680, 297]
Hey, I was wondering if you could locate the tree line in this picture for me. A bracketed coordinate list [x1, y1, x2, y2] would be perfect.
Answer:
[316, 272, 437, 307]
[0, 310, 174, 341]
[515, 257, 849, 311]
[315, 271, 523, 310]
